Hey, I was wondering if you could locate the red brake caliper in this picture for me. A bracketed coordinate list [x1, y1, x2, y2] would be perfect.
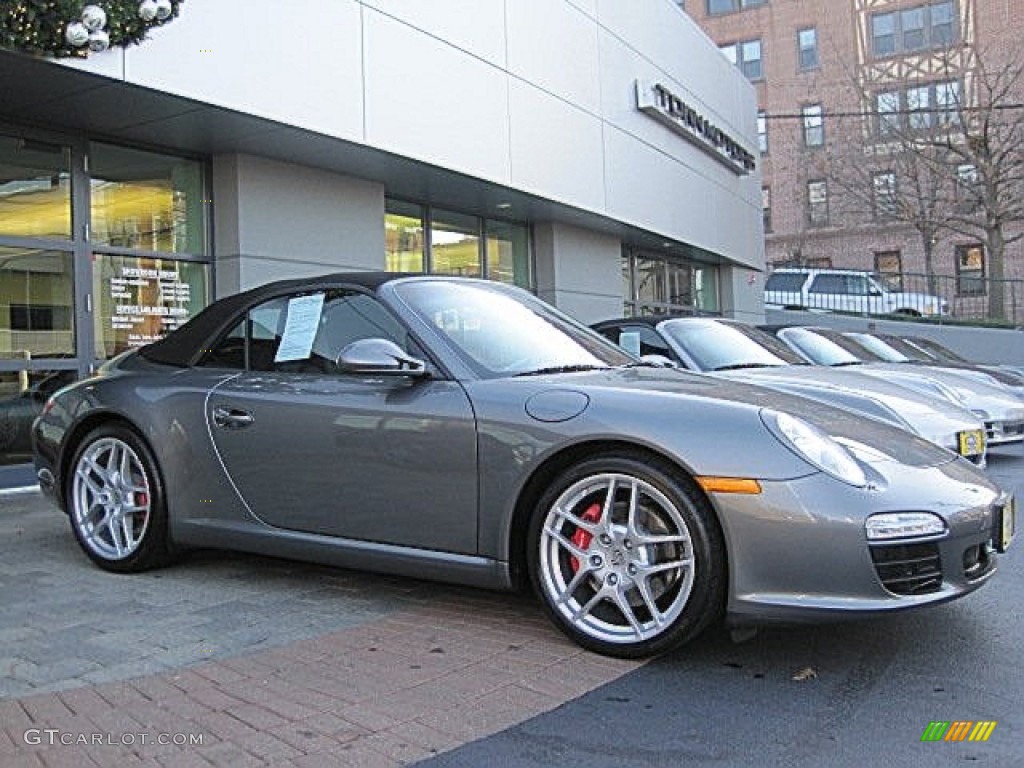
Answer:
[570, 503, 603, 573]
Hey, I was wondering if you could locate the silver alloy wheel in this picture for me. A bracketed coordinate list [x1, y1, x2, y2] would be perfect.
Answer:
[539, 472, 695, 645]
[71, 437, 152, 561]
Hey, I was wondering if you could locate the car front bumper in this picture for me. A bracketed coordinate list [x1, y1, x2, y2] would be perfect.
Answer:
[707, 456, 1006, 624]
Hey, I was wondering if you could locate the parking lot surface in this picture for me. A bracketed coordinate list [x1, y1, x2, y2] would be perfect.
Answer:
[1, 446, 1021, 767]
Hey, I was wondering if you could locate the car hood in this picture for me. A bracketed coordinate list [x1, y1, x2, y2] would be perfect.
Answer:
[514, 367, 954, 468]
[727, 366, 977, 421]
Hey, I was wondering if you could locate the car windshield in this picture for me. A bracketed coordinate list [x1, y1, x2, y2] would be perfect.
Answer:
[393, 280, 633, 378]
[659, 319, 805, 372]
[845, 333, 911, 362]
[786, 328, 885, 365]
[905, 336, 967, 363]
[778, 327, 865, 366]
[875, 334, 933, 361]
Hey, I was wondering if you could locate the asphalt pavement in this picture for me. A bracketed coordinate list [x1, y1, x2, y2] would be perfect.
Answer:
[415, 447, 1024, 768]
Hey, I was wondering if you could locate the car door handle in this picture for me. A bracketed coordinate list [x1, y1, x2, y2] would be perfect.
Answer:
[212, 406, 255, 429]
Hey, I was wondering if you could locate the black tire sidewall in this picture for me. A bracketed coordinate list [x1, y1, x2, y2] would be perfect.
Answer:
[66, 424, 170, 573]
[527, 453, 726, 658]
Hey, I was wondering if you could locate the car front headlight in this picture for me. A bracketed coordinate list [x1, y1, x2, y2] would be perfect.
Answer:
[762, 410, 867, 487]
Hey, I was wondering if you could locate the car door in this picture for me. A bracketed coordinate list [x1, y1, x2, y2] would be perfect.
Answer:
[204, 288, 479, 554]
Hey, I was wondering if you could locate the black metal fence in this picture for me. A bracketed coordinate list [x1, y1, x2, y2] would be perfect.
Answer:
[876, 271, 1023, 326]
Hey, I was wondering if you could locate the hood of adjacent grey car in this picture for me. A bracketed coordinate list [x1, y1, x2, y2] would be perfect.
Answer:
[515, 367, 952, 468]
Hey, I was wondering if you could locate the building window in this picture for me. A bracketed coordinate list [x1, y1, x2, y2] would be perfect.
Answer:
[385, 199, 532, 288]
[622, 250, 719, 315]
[807, 180, 829, 227]
[955, 163, 979, 211]
[92, 255, 208, 360]
[720, 39, 763, 80]
[874, 251, 904, 289]
[385, 199, 425, 273]
[0, 136, 72, 241]
[802, 104, 824, 146]
[757, 110, 768, 154]
[876, 90, 901, 136]
[874, 81, 960, 136]
[955, 243, 986, 296]
[430, 210, 481, 278]
[90, 143, 207, 256]
[871, 1, 958, 58]
[873, 171, 899, 219]
[708, 0, 767, 15]
[797, 27, 819, 70]
[1, 247, 75, 359]
[762, 186, 772, 233]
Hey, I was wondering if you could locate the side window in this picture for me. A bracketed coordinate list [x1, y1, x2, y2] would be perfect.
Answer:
[631, 326, 674, 358]
[201, 320, 247, 369]
[808, 275, 843, 294]
[201, 290, 410, 373]
[846, 275, 869, 295]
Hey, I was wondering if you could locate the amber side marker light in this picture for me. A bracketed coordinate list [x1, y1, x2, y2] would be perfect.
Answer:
[696, 477, 762, 494]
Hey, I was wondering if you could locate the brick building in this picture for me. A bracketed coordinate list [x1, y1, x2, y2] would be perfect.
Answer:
[685, 0, 1024, 321]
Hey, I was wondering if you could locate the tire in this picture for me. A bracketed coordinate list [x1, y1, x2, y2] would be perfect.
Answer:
[527, 453, 726, 658]
[66, 424, 172, 573]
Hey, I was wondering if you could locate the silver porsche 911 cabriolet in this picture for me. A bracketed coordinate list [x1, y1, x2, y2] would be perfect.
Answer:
[32, 274, 1016, 658]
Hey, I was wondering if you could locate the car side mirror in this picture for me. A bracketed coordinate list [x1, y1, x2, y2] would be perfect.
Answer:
[868, 287, 883, 296]
[336, 338, 428, 377]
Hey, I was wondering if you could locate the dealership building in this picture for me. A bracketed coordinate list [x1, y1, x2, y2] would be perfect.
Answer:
[0, 0, 763, 478]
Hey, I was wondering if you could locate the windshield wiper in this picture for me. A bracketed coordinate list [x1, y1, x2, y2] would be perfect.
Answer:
[832, 360, 865, 367]
[712, 362, 782, 371]
[514, 364, 611, 377]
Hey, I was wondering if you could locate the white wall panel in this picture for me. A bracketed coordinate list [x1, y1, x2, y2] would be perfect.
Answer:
[363, 9, 511, 185]
[507, 0, 601, 114]
[124, 0, 364, 141]
[508, 81, 605, 211]
[604, 126, 762, 270]
[361, 0, 507, 66]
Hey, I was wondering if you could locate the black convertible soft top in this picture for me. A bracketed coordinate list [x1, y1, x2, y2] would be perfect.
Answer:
[139, 272, 401, 367]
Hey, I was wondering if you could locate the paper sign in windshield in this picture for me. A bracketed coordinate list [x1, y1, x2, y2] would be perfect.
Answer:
[274, 293, 325, 362]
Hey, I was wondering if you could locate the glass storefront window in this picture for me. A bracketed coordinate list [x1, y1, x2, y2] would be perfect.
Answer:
[385, 200, 425, 273]
[695, 267, 719, 312]
[0, 368, 77, 466]
[623, 250, 720, 315]
[0, 135, 72, 240]
[92, 254, 209, 359]
[90, 143, 207, 255]
[485, 219, 530, 288]
[431, 210, 481, 277]
[1, 247, 75, 359]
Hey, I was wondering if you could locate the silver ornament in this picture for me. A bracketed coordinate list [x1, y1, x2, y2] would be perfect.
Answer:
[154, 0, 173, 21]
[88, 29, 110, 52]
[81, 5, 108, 32]
[65, 21, 89, 47]
[138, 0, 158, 22]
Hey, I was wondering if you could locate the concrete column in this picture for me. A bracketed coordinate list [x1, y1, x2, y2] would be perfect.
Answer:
[211, 154, 385, 297]
[720, 264, 766, 323]
[533, 222, 623, 324]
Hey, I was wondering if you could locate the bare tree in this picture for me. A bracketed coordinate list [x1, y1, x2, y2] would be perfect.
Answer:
[822, 45, 1024, 319]
[927, 50, 1024, 319]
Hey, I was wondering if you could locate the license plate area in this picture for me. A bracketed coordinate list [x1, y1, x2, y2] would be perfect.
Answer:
[957, 429, 985, 457]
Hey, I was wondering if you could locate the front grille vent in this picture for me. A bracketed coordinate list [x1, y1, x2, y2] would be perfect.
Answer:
[870, 542, 942, 595]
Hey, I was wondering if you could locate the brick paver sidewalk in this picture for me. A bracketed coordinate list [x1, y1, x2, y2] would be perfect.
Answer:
[1, 490, 641, 767]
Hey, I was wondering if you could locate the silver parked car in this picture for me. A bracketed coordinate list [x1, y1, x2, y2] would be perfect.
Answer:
[901, 335, 1024, 381]
[773, 326, 1024, 447]
[33, 275, 1014, 658]
[591, 317, 988, 464]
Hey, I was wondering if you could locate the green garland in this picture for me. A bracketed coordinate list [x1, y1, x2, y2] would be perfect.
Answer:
[0, 1, 183, 57]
